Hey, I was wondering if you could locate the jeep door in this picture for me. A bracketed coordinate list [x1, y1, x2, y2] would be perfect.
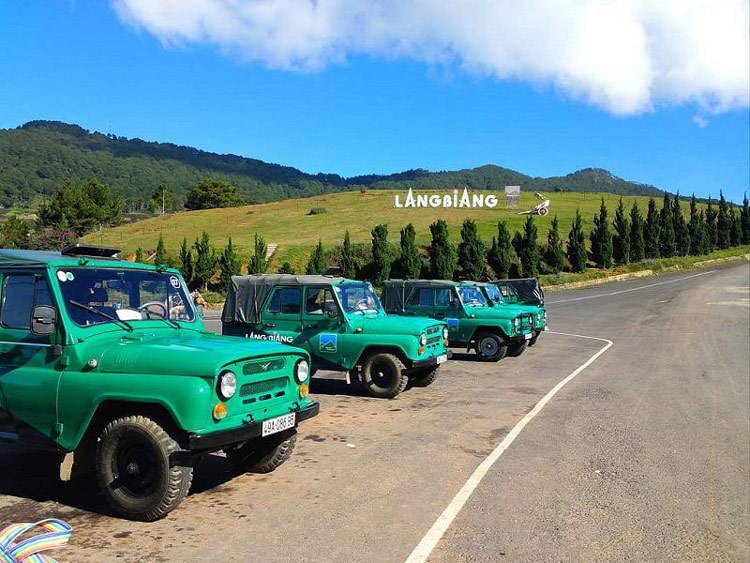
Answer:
[300, 286, 344, 369]
[0, 272, 60, 447]
[262, 286, 302, 345]
[434, 287, 467, 340]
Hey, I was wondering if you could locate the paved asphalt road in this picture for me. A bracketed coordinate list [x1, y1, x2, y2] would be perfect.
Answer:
[0, 263, 747, 562]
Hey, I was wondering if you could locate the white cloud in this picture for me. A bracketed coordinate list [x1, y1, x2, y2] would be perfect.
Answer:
[113, 0, 750, 116]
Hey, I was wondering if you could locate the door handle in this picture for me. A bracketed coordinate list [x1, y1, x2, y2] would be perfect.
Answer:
[305, 323, 316, 328]
[265, 323, 276, 328]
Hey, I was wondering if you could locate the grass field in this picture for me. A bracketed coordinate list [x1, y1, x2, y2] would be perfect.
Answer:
[82, 190, 708, 272]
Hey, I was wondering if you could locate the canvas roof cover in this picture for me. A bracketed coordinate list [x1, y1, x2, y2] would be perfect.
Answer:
[222, 274, 346, 323]
[492, 278, 545, 306]
[381, 279, 456, 313]
[0, 249, 63, 268]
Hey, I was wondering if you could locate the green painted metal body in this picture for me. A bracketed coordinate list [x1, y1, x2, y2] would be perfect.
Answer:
[476, 282, 547, 333]
[222, 278, 449, 373]
[0, 251, 314, 453]
[381, 280, 535, 348]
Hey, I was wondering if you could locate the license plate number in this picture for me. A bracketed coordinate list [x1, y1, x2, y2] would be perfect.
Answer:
[524, 332, 533, 340]
[262, 413, 296, 437]
[436, 354, 448, 364]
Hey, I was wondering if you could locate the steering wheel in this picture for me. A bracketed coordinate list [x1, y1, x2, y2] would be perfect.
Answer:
[355, 299, 370, 310]
[138, 301, 168, 319]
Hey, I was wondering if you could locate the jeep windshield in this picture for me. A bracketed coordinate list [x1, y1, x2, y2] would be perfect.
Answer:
[334, 283, 384, 315]
[457, 286, 488, 307]
[56, 267, 195, 328]
[484, 284, 505, 304]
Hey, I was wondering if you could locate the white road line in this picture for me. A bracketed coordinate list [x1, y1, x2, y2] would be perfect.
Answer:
[404, 331, 613, 563]
[547, 270, 716, 304]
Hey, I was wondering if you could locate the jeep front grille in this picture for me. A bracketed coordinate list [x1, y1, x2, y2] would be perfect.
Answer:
[239, 377, 287, 399]
[426, 325, 441, 335]
[426, 336, 441, 346]
[243, 357, 286, 375]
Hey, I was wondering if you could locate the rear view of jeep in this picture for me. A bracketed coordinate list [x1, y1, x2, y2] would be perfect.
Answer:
[382, 279, 535, 361]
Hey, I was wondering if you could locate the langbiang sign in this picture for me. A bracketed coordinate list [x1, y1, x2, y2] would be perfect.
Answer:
[395, 187, 498, 209]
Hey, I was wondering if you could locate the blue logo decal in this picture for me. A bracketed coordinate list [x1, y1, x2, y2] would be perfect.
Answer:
[319, 333, 338, 353]
[447, 318, 459, 329]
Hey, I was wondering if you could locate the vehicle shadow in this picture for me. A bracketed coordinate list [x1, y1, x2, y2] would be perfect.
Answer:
[308, 376, 371, 397]
[449, 351, 488, 362]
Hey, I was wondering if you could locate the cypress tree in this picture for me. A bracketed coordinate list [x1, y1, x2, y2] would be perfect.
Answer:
[306, 239, 326, 275]
[428, 219, 457, 279]
[487, 221, 515, 279]
[193, 231, 217, 291]
[544, 214, 566, 273]
[457, 219, 486, 279]
[644, 198, 660, 258]
[247, 233, 267, 274]
[612, 198, 630, 265]
[518, 216, 541, 277]
[567, 209, 587, 273]
[179, 237, 193, 285]
[729, 207, 741, 246]
[705, 196, 718, 251]
[717, 191, 730, 249]
[135, 246, 144, 263]
[155, 234, 167, 266]
[658, 193, 676, 258]
[590, 198, 613, 268]
[396, 224, 421, 279]
[672, 194, 690, 256]
[370, 224, 391, 285]
[278, 261, 295, 274]
[742, 193, 750, 244]
[629, 201, 645, 262]
[340, 231, 357, 278]
[688, 195, 701, 255]
[219, 237, 241, 292]
[697, 211, 710, 254]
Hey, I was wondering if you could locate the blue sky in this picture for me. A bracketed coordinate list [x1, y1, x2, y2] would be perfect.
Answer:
[1, 1, 748, 203]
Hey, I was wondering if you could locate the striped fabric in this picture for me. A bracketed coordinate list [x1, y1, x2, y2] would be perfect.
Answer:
[0, 519, 72, 563]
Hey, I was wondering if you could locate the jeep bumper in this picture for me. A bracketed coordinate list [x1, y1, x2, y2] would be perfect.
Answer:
[186, 402, 320, 453]
[410, 349, 452, 369]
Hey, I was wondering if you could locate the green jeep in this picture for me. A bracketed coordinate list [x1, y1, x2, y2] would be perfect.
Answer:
[222, 275, 451, 399]
[381, 280, 535, 361]
[476, 280, 547, 346]
[0, 246, 318, 521]
[488, 279, 548, 346]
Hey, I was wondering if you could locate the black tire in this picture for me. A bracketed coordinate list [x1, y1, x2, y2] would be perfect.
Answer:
[96, 415, 192, 521]
[360, 353, 408, 398]
[528, 333, 539, 347]
[506, 340, 529, 357]
[409, 366, 440, 387]
[225, 430, 297, 473]
[475, 331, 508, 362]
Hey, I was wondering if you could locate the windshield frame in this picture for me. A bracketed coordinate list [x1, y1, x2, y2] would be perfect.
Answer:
[333, 282, 385, 316]
[456, 285, 489, 308]
[54, 266, 197, 329]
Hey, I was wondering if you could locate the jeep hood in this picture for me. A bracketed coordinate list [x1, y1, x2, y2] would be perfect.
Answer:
[348, 314, 441, 335]
[465, 305, 529, 321]
[94, 330, 304, 377]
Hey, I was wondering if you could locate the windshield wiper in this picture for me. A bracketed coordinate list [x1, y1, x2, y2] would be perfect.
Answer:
[69, 300, 133, 332]
[148, 314, 181, 330]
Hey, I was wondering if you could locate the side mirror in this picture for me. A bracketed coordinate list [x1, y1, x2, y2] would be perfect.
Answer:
[325, 305, 339, 319]
[31, 305, 57, 336]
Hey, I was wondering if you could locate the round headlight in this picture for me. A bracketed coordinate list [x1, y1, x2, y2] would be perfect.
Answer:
[443, 327, 449, 339]
[295, 359, 310, 384]
[420, 333, 427, 346]
[218, 370, 237, 401]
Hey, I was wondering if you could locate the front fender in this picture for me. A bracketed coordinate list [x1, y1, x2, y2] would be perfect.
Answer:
[57, 371, 213, 451]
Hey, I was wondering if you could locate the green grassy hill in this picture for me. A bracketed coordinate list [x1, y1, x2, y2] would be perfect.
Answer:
[82, 189, 701, 272]
[0, 120, 664, 209]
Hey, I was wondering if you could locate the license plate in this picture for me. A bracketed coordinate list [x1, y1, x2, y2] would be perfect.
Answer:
[436, 354, 448, 365]
[524, 332, 533, 340]
[262, 413, 296, 437]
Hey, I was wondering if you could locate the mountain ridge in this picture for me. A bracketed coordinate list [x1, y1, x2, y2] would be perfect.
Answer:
[0, 120, 664, 209]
